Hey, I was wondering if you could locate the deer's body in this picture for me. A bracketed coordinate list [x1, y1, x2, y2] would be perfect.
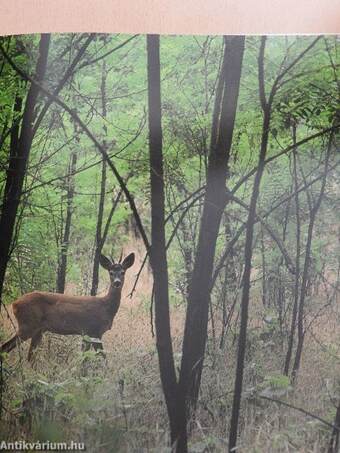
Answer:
[1, 252, 135, 361]
[13, 288, 121, 339]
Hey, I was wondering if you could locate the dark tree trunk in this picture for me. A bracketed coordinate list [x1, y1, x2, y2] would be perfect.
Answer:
[219, 216, 238, 349]
[328, 401, 340, 453]
[56, 151, 77, 293]
[0, 34, 94, 302]
[228, 37, 270, 451]
[146, 34, 182, 450]
[179, 218, 193, 293]
[260, 225, 267, 307]
[284, 125, 301, 376]
[91, 60, 108, 296]
[0, 34, 50, 303]
[291, 132, 332, 381]
[91, 159, 106, 295]
[177, 35, 245, 449]
[290, 215, 317, 379]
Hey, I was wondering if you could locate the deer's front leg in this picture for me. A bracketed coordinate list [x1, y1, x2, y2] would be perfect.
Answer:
[82, 336, 105, 357]
[93, 341, 103, 352]
[27, 331, 43, 362]
[93, 338, 106, 361]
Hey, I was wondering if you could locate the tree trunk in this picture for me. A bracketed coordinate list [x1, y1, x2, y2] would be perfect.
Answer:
[328, 401, 340, 453]
[147, 34, 182, 450]
[91, 59, 108, 296]
[178, 35, 245, 448]
[0, 34, 50, 303]
[219, 216, 238, 349]
[91, 159, 106, 295]
[260, 225, 267, 307]
[291, 132, 332, 381]
[228, 37, 270, 451]
[284, 125, 301, 375]
[56, 151, 77, 293]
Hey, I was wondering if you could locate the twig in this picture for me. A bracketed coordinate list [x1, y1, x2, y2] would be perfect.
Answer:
[258, 394, 340, 432]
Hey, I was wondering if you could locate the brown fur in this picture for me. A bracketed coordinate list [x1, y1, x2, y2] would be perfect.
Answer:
[13, 289, 121, 339]
[1, 252, 135, 361]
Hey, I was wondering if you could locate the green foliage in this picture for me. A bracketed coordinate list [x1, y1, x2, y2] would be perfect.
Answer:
[0, 32, 339, 451]
[1, 34, 337, 299]
[263, 373, 291, 390]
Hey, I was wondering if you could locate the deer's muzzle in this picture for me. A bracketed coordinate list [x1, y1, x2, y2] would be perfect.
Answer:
[114, 279, 121, 288]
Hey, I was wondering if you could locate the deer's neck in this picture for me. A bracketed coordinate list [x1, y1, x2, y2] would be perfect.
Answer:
[103, 285, 122, 317]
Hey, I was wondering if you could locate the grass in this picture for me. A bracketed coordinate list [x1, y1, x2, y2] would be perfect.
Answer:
[1, 244, 339, 452]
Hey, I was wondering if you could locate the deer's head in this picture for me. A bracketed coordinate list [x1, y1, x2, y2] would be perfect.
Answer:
[99, 253, 135, 289]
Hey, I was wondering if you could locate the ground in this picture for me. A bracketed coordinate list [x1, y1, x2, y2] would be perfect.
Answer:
[1, 243, 339, 452]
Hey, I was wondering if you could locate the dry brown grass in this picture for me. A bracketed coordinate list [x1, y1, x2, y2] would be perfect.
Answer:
[1, 241, 339, 452]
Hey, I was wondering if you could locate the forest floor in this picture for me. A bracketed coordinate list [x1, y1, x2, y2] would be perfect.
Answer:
[1, 241, 339, 452]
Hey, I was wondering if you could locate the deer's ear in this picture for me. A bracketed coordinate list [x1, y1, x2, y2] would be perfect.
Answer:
[122, 253, 135, 270]
[99, 254, 112, 270]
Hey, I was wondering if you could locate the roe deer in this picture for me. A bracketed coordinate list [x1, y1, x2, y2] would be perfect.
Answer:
[0, 252, 135, 361]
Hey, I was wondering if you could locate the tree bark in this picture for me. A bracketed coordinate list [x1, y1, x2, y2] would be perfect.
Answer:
[328, 401, 340, 453]
[0, 34, 94, 302]
[147, 34, 181, 450]
[291, 134, 332, 381]
[0, 34, 50, 303]
[228, 36, 270, 451]
[91, 59, 108, 296]
[284, 124, 301, 375]
[56, 151, 77, 293]
[260, 225, 267, 307]
[91, 159, 106, 295]
[177, 36, 245, 450]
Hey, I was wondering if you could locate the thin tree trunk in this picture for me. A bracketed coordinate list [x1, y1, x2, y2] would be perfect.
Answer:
[328, 401, 340, 453]
[101, 189, 124, 248]
[0, 34, 50, 303]
[177, 36, 245, 450]
[291, 132, 333, 381]
[0, 34, 94, 302]
[219, 216, 238, 348]
[56, 151, 77, 293]
[284, 124, 301, 375]
[147, 34, 182, 450]
[91, 59, 108, 296]
[91, 159, 106, 295]
[229, 37, 271, 451]
[260, 225, 267, 306]
[291, 215, 317, 379]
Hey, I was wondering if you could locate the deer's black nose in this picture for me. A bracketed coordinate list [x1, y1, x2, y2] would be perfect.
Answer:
[114, 280, 121, 288]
